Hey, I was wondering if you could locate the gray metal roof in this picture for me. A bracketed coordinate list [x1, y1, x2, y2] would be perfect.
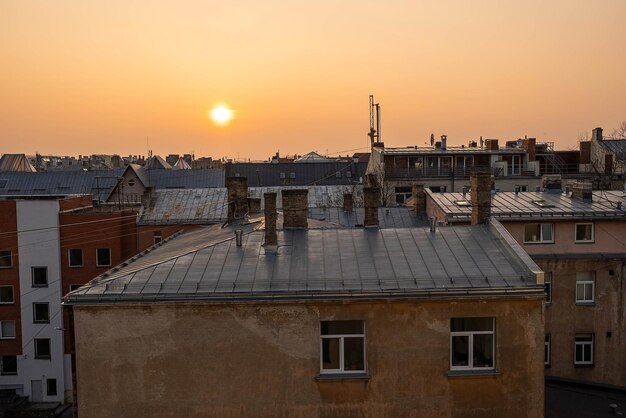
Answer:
[145, 155, 172, 170]
[248, 186, 364, 209]
[383, 146, 526, 156]
[138, 188, 228, 225]
[225, 161, 368, 186]
[0, 154, 37, 172]
[309, 207, 427, 228]
[64, 221, 542, 305]
[598, 139, 626, 161]
[427, 190, 626, 222]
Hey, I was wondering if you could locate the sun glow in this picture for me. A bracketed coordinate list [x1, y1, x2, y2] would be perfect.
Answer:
[209, 104, 234, 126]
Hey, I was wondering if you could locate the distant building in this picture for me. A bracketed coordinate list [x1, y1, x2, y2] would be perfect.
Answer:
[0, 154, 37, 173]
[64, 181, 545, 417]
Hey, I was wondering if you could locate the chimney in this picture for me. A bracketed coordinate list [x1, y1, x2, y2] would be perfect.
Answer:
[571, 182, 593, 202]
[227, 176, 248, 223]
[485, 139, 499, 150]
[470, 172, 491, 225]
[441, 135, 447, 150]
[429, 216, 436, 233]
[282, 189, 308, 228]
[343, 193, 354, 212]
[363, 186, 380, 227]
[141, 187, 153, 209]
[264, 192, 278, 247]
[235, 229, 243, 247]
[247, 197, 262, 214]
[526, 137, 536, 161]
[412, 184, 426, 215]
[542, 175, 562, 193]
[592, 127, 603, 142]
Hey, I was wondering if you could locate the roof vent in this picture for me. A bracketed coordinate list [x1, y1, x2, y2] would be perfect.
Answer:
[429, 216, 436, 233]
[235, 229, 243, 247]
[514, 186, 520, 195]
[617, 201, 623, 210]
[532, 199, 555, 208]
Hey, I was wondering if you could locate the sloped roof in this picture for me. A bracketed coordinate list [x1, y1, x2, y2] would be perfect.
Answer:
[145, 155, 172, 170]
[138, 188, 228, 225]
[0, 154, 37, 172]
[598, 139, 626, 161]
[293, 151, 334, 163]
[225, 161, 368, 186]
[64, 220, 543, 305]
[427, 190, 626, 222]
[172, 158, 192, 170]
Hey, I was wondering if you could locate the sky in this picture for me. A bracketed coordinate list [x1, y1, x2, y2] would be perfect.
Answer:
[1, 0, 626, 160]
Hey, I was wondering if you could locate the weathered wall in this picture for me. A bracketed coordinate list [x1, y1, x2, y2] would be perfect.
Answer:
[74, 298, 544, 418]
[539, 258, 626, 387]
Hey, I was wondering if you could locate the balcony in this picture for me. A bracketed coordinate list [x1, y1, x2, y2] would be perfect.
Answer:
[384, 165, 537, 179]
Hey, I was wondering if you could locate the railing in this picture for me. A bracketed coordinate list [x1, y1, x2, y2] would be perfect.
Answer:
[385, 165, 536, 178]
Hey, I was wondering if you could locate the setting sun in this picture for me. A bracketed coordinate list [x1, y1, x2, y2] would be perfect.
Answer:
[209, 104, 234, 126]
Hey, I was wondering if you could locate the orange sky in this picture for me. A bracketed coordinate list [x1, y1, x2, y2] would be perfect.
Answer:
[1, 1, 625, 160]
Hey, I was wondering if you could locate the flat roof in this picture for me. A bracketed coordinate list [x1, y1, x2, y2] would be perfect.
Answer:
[64, 221, 542, 305]
[383, 146, 526, 156]
[427, 190, 626, 222]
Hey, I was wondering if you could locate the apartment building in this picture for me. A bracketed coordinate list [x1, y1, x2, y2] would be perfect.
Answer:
[425, 178, 626, 388]
[0, 195, 139, 403]
[64, 179, 545, 417]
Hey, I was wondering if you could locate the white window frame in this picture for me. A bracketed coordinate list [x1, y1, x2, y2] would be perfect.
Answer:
[575, 223, 594, 243]
[34, 338, 51, 359]
[31, 266, 48, 287]
[544, 334, 551, 366]
[575, 271, 595, 304]
[574, 334, 594, 365]
[523, 223, 554, 244]
[0, 285, 14, 304]
[319, 321, 366, 374]
[96, 248, 112, 267]
[0, 320, 16, 339]
[0, 249, 12, 268]
[545, 272, 552, 304]
[33, 302, 50, 324]
[68, 248, 83, 268]
[450, 318, 495, 371]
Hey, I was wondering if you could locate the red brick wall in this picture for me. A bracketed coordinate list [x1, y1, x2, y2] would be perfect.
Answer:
[0, 200, 22, 355]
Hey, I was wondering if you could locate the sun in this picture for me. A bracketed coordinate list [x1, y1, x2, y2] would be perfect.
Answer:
[209, 104, 234, 126]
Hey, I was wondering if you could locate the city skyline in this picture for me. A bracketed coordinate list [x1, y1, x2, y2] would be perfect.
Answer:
[2, 1, 626, 159]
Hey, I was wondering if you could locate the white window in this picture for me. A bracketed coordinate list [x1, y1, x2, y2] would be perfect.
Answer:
[0, 250, 12, 268]
[576, 271, 595, 304]
[545, 272, 552, 304]
[545, 334, 551, 366]
[0, 286, 14, 304]
[33, 303, 50, 323]
[450, 317, 495, 370]
[31, 266, 48, 287]
[0, 320, 16, 339]
[320, 320, 365, 374]
[34, 338, 51, 359]
[575, 223, 594, 243]
[574, 334, 593, 365]
[68, 249, 83, 267]
[524, 223, 554, 243]
[96, 248, 111, 267]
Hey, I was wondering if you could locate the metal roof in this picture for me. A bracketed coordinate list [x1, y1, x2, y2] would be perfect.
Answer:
[145, 155, 172, 170]
[309, 207, 427, 228]
[138, 188, 228, 225]
[598, 139, 626, 161]
[248, 185, 364, 209]
[225, 161, 368, 186]
[427, 190, 626, 222]
[383, 146, 527, 156]
[64, 221, 542, 305]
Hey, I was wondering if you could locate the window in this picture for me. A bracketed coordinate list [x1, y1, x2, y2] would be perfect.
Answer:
[575, 223, 594, 243]
[96, 248, 111, 267]
[0, 286, 14, 303]
[33, 303, 50, 323]
[524, 223, 554, 243]
[31, 267, 48, 287]
[0, 320, 16, 339]
[0, 356, 17, 375]
[127, 179, 136, 187]
[576, 271, 595, 304]
[395, 187, 413, 205]
[0, 250, 12, 268]
[47, 379, 57, 396]
[335, 171, 342, 178]
[574, 334, 594, 365]
[68, 249, 83, 267]
[69, 284, 82, 292]
[289, 172, 296, 179]
[545, 334, 551, 366]
[450, 317, 495, 370]
[545, 272, 552, 304]
[320, 320, 365, 374]
[153, 231, 162, 245]
[34, 338, 51, 359]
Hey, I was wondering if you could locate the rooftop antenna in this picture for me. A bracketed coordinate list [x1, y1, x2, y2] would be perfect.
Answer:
[368, 95, 381, 148]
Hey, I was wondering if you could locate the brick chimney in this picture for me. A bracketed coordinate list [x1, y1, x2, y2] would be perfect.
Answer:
[227, 177, 248, 223]
[525, 137, 536, 161]
[592, 127, 603, 142]
[264, 192, 278, 247]
[542, 175, 562, 193]
[247, 197, 261, 214]
[343, 193, 354, 212]
[363, 186, 380, 227]
[470, 172, 491, 225]
[282, 189, 308, 228]
[571, 182, 593, 202]
[485, 139, 499, 151]
[412, 184, 425, 215]
[141, 186, 153, 209]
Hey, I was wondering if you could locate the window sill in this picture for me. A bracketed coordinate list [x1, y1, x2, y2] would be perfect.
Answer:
[68, 265, 83, 268]
[575, 302, 595, 306]
[315, 373, 370, 382]
[574, 241, 594, 244]
[574, 364, 594, 368]
[447, 369, 499, 378]
[523, 242, 555, 245]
